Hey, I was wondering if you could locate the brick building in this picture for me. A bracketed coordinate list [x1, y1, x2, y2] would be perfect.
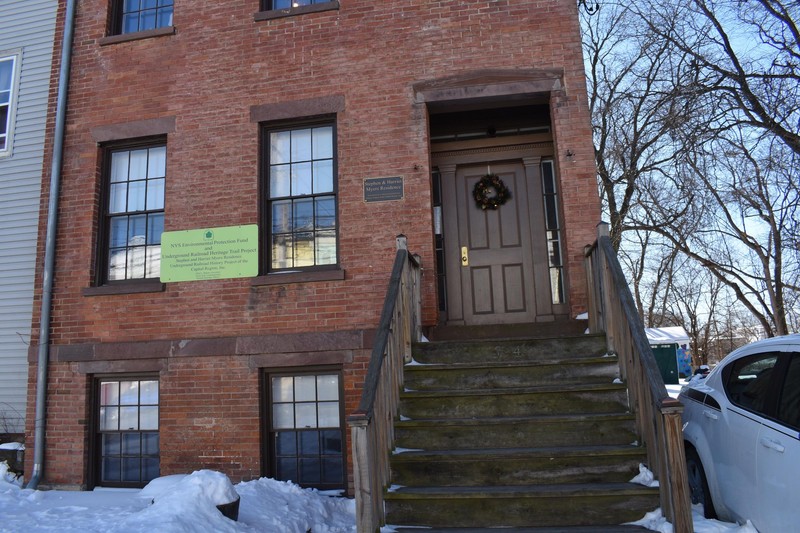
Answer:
[28, 0, 600, 492]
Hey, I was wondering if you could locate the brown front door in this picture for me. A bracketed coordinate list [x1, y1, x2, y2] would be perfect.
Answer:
[444, 161, 543, 325]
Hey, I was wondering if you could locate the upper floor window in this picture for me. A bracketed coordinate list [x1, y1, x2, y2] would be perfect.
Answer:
[264, 122, 337, 271]
[0, 54, 19, 156]
[112, 0, 173, 35]
[264, 0, 330, 9]
[101, 140, 166, 282]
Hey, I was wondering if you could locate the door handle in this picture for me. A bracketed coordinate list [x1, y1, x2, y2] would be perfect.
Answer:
[461, 246, 469, 266]
[760, 437, 786, 453]
[702, 410, 718, 421]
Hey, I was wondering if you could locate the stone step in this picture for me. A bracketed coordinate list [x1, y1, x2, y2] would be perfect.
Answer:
[384, 483, 660, 528]
[404, 357, 620, 391]
[390, 445, 648, 487]
[391, 526, 653, 532]
[400, 383, 629, 419]
[394, 413, 639, 451]
[412, 335, 608, 365]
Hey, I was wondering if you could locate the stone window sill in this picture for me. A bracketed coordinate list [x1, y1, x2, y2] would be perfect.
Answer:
[99, 26, 176, 46]
[251, 268, 345, 286]
[83, 279, 166, 296]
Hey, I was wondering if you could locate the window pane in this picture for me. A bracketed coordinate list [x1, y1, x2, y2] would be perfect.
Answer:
[272, 377, 294, 402]
[270, 165, 291, 198]
[312, 159, 333, 193]
[300, 431, 320, 455]
[270, 131, 291, 165]
[317, 375, 338, 401]
[272, 234, 292, 270]
[123, 433, 141, 455]
[277, 457, 297, 481]
[294, 231, 314, 267]
[102, 433, 121, 456]
[147, 214, 164, 244]
[100, 407, 119, 431]
[293, 200, 313, 231]
[295, 375, 316, 402]
[778, 356, 800, 429]
[120, 381, 139, 404]
[292, 162, 313, 196]
[108, 249, 127, 281]
[128, 180, 146, 211]
[142, 458, 160, 481]
[140, 380, 159, 404]
[128, 214, 147, 245]
[312, 127, 333, 159]
[146, 178, 165, 209]
[147, 146, 166, 177]
[122, 458, 141, 482]
[0, 60, 13, 90]
[273, 403, 294, 429]
[129, 149, 148, 180]
[321, 430, 342, 454]
[110, 152, 129, 182]
[142, 433, 159, 455]
[140, 406, 158, 430]
[291, 129, 312, 162]
[322, 457, 343, 484]
[109, 219, 128, 248]
[101, 381, 120, 406]
[299, 458, 321, 484]
[315, 230, 336, 265]
[124, 0, 139, 11]
[145, 245, 161, 278]
[103, 457, 121, 481]
[272, 200, 292, 233]
[318, 402, 339, 427]
[295, 403, 317, 428]
[109, 183, 128, 213]
[315, 197, 335, 229]
[140, 11, 157, 31]
[120, 406, 139, 430]
[276, 431, 297, 456]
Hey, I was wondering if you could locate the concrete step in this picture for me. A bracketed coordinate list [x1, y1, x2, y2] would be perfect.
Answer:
[394, 413, 639, 451]
[412, 335, 608, 365]
[384, 483, 660, 528]
[404, 357, 620, 390]
[400, 383, 629, 419]
[390, 445, 648, 487]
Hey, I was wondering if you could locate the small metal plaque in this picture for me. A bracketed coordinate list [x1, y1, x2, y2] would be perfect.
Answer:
[363, 176, 404, 203]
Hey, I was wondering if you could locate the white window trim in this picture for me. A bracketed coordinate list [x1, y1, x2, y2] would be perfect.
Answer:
[0, 50, 22, 159]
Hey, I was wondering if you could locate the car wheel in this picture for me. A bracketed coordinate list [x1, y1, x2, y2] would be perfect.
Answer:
[686, 446, 717, 519]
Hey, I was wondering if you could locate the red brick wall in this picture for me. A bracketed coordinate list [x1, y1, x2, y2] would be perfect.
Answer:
[27, 0, 599, 488]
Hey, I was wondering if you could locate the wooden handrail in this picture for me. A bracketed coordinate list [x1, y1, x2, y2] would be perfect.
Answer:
[584, 223, 693, 533]
[348, 236, 421, 533]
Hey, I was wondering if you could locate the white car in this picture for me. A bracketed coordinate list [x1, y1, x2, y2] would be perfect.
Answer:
[679, 334, 800, 532]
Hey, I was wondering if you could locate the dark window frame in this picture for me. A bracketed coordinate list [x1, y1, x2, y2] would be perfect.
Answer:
[109, 0, 174, 36]
[95, 136, 167, 287]
[260, 119, 339, 274]
[256, 0, 339, 21]
[90, 374, 160, 489]
[262, 367, 346, 490]
[723, 351, 785, 420]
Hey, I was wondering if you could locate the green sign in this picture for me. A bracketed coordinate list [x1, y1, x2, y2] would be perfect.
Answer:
[160, 225, 259, 283]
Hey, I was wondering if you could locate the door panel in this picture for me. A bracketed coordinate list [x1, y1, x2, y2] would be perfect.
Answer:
[454, 162, 537, 325]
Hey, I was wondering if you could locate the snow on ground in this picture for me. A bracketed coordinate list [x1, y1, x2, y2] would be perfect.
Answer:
[0, 457, 755, 532]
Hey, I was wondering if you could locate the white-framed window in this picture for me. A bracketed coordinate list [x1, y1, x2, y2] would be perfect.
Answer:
[0, 53, 20, 157]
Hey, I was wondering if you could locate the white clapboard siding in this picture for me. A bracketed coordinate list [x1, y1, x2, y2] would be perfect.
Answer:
[0, 0, 57, 434]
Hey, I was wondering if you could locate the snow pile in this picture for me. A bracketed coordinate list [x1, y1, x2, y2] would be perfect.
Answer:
[1, 460, 22, 486]
[630, 463, 659, 488]
[0, 442, 25, 450]
[0, 468, 356, 532]
[629, 507, 759, 533]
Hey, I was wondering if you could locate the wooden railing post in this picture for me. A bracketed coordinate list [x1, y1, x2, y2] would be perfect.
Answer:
[348, 238, 422, 533]
[584, 230, 693, 533]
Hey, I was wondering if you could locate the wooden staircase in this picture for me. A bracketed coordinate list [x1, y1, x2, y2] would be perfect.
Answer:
[383, 332, 658, 531]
